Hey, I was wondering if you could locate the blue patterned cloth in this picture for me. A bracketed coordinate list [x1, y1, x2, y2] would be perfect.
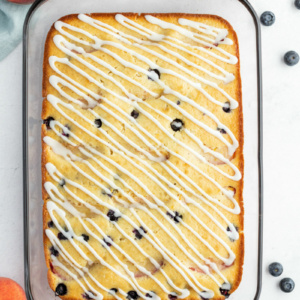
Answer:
[0, 0, 32, 61]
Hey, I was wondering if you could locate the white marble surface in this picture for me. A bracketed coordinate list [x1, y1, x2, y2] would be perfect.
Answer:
[0, 0, 299, 299]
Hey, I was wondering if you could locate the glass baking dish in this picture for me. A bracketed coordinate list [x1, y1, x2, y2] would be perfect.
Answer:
[23, 0, 263, 299]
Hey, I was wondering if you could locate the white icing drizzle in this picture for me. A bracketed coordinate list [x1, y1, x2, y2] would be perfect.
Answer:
[77, 14, 235, 84]
[115, 14, 238, 65]
[49, 40, 241, 179]
[45, 164, 212, 298]
[44, 133, 235, 268]
[49, 72, 239, 207]
[43, 13, 242, 300]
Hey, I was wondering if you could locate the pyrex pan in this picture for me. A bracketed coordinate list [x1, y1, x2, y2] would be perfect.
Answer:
[23, 0, 263, 299]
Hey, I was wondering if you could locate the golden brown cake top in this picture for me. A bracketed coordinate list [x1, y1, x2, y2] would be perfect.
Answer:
[42, 13, 243, 300]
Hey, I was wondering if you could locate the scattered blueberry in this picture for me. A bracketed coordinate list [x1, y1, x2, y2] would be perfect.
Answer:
[148, 68, 161, 81]
[62, 125, 70, 138]
[170, 119, 184, 132]
[168, 293, 178, 300]
[219, 289, 230, 298]
[295, 0, 300, 9]
[82, 291, 95, 300]
[166, 211, 183, 223]
[226, 225, 238, 232]
[145, 292, 155, 298]
[268, 262, 283, 277]
[127, 291, 140, 300]
[219, 283, 231, 298]
[58, 232, 68, 240]
[107, 209, 121, 222]
[103, 236, 113, 247]
[280, 278, 295, 293]
[82, 234, 90, 242]
[59, 179, 66, 187]
[131, 110, 140, 119]
[82, 293, 91, 300]
[176, 100, 181, 105]
[217, 127, 227, 134]
[48, 221, 54, 228]
[55, 283, 67, 296]
[50, 246, 59, 257]
[43, 117, 54, 130]
[109, 288, 118, 295]
[94, 118, 102, 128]
[260, 11, 275, 26]
[222, 102, 231, 113]
[133, 227, 147, 240]
[226, 225, 239, 242]
[200, 291, 212, 300]
[101, 190, 113, 198]
[284, 51, 299, 66]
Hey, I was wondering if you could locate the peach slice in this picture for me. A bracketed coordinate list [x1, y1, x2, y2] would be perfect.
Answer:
[204, 145, 235, 165]
[189, 259, 234, 275]
[134, 259, 164, 278]
[0, 278, 26, 300]
[50, 262, 73, 281]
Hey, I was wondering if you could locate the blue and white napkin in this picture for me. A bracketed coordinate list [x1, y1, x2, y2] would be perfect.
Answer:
[0, 0, 32, 61]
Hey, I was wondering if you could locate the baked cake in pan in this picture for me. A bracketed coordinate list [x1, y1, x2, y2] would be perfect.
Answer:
[42, 13, 244, 300]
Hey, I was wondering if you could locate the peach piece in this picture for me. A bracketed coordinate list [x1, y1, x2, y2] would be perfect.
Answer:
[0, 278, 26, 300]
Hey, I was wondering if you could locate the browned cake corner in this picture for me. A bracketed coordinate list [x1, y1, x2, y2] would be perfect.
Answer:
[42, 12, 244, 300]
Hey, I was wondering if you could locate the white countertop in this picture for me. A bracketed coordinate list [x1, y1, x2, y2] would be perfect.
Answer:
[0, 0, 299, 299]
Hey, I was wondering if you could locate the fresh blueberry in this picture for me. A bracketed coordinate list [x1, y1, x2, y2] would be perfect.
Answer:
[50, 246, 59, 257]
[48, 221, 54, 228]
[103, 236, 113, 247]
[62, 125, 70, 138]
[55, 283, 67, 296]
[82, 234, 90, 242]
[57, 232, 68, 240]
[176, 100, 181, 105]
[43, 117, 54, 130]
[148, 68, 161, 81]
[109, 288, 118, 295]
[127, 291, 140, 300]
[219, 283, 231, 298]
[166, 211, 183, 223]
[59, 179, 66, 187]
[131, 110, 140, 119]
[133, 227, 147, 240]
[260, 11, 275, 26]
[284, 51, 299, 66]
[217, 127, 227, 134]
[168, 293, 178, 300]
[222, 102, 231, 113]
[170, 119, 184, 132]
[280, 278, 295, 293]
[94, 118, 102, 128]
[268, 262, 283, 277]
[295, 0, 300, 9]
[107, 209, 121, 222]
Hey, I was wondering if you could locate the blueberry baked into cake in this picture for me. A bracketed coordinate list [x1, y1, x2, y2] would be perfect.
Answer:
[42, 13, 244, 300]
